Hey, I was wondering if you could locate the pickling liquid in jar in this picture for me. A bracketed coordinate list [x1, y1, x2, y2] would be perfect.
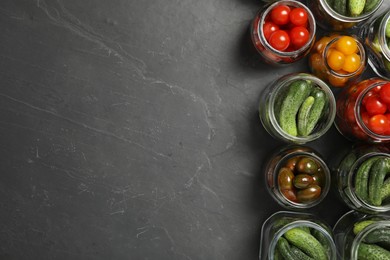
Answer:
[334, 78, 390, 143]
[260, 211, 337, 260]
[359, 10, 390, 80]
[309, 34, 367, 88]
[264, 145, 331, 209]
[250, 0, 316, 65]
[331, 144, 390, 213]
[333, 210, 390, 260]
[308, 0, 383, 31]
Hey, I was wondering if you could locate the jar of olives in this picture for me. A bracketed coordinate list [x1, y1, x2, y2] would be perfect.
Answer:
[308, 0, 383, 31]
[358, 9, 390, 80]
[333, 210, 390, 259]
[260, 211, 337, 259]
[309, 34, 367, 88]
[250, 0, 316, 65]
[259, 73, 336, 144]
[331, 144, 390, 213]
[264, 145, 331, 209]
[334, 78, 390, 142]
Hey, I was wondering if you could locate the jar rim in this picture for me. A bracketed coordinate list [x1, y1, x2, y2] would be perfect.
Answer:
[272, 149, 331, 209]
[347, 152, 390, 211]
[268, 73, 336, 143]
[257, 0, 316, 57]
[323, 35, 367, 78]
[355, 80, 390, 141]
[319, 0, 384, 23]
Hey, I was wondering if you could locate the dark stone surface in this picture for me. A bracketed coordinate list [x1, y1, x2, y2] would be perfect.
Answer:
[0, 0, 387, 259]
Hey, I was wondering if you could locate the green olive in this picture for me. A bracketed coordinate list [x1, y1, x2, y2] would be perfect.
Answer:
[297, 185, 321, 202]
[278, 167, 294, 190]
[296, 157, 319, 175]
[293, 174, 314, 189]
[285, 156, 300, 171]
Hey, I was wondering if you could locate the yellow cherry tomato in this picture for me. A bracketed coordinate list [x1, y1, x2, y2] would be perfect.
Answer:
[328, 74, 348, 87]
[342, 53, 361, 73]
[335, 36, 358, 55]
[327, 49, 345, 71]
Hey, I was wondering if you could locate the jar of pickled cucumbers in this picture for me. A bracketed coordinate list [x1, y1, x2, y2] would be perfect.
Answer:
[359, 9, 390, 80]
[260, 211, 337, 259]
[251, 0, 316, 65]
[308, 34, 367, 88]
[331, 144, 390, 213]
[333, 210, 390, 259]
[259, 73, 336, 144]
[308, 0, 383, 31]
[264, 145, 331, 209]
[335, 78, 390, 142]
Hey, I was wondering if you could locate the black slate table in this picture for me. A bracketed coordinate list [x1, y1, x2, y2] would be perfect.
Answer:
[1, 0, 388, 259]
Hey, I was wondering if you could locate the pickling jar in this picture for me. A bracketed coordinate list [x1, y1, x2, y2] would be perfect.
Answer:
[308, 0, 383, 31]
[308, 34, 367, 88]
[259, 73, 336, 144]
[333, 210, 390, 259]
[334, 78, 390, 143]
[264, 145, 331, 209]
[260, 211, 337, 260]
[331, 144, 390, 213]
[359, 9, 390, 80]
[250, 0, 316, 65]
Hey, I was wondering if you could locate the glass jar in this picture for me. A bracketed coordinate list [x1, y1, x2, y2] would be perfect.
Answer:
[250, 0, 316, 65]
[333, 210, 390, 260]
[335, 78, 390, 143]
[264, 145, 331, 209]
[359, 10, 390, 80]
[259, 73, 336, 144]
[260, 211, 337, 260]
[308, 34, 367, 88]
[308, 0, 383, 31]
[331, 144, 390, 213]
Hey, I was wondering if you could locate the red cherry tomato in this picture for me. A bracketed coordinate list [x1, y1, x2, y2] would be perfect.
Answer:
[289, 26, 310, 49]
[271, 5, 291, 25]
[368, 114, 389, 135]
[268, 30, 290, 51]
[289, 7, 308, 26]
[379, 83, 390, 104]
[362, 90, 377, 106]
[263, 21, 279, 40]
[364, 96, 387, 116]
[385, 114, 390, 135]
[360, 110, 370, 126]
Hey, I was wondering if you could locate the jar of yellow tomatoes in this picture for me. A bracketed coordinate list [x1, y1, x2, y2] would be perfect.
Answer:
[309, 35, 367, 87]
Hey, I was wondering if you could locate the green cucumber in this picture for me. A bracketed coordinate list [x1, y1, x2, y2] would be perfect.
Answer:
[354, 220, 376, 235]
[381, 177, 390, 202]
[364, 0, 381, 13]
[277, 237, 313, 260]
[349, 0, 366, 16]
[305, 89, 326, 136]
[274, 247, 284, 260]
[364, 228, 390, 245]
[290, 245, 314, 260]
[355, 157, 380, 202]
[284, 228, 327, 260]
[326, 0, 334, 7]
[278, 80, 312, 136]
[311, 228, 331, 253]
[297, 96, 315, 136]
[368, 158, 390, 206]
[386, 20, 390, 38]
[358, 243, 390, 260]
[333, 0, 347, 16]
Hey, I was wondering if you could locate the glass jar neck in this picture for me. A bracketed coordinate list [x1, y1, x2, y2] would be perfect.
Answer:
[377, 11, 390, 62]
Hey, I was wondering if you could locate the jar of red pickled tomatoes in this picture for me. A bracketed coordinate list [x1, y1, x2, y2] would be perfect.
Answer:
[264, 145, 331, 209]
[335, 78, 390, 143]
[251, 0, 316, 65]
[309, 34, 367, 88]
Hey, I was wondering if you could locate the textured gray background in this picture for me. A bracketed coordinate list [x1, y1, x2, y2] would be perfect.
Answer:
[1, 0, 386, 259]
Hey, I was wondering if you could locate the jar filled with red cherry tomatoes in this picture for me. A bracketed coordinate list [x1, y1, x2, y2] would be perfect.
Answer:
[251, 0, 316, 65]
[335, 78, 390, 143]
[309, 34, 367, 88]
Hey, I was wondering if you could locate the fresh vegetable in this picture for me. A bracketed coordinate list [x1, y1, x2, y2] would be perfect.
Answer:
[284, 228, 327, 260]
[294, 174, 314, 189]
[349, 0, 366, 17]
[269, 30, 290, 51]
[278, 167, 295, 190]
[297, 185, 321, 202]
[289, 26, 310, 49]
[354, 156, 380, 202]
[296, 157, 318, 174]
[331, 0, 380, 16]
[305, 89, 326, 136]
[298, 96, 315, 136]
[381, 177, 390, 202]
[289, 7, 308, 26]
[368, 158, 390, 206]
[358, 243, 390, 259]
[278, 80, 312, 136]
[263, 21, 279, 40]
[364, 0, 381, 13]
[271, 5, 291, 25]
[332, 0, 347, 16]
